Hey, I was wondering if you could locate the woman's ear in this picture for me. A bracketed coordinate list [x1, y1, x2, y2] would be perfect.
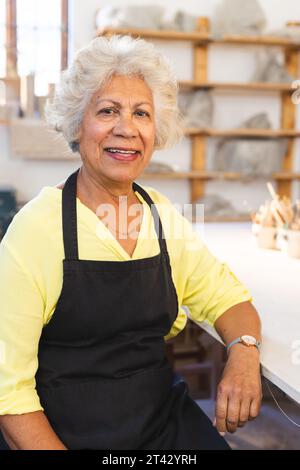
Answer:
[69, 141, 80, 153]
[70, 126, 82, 153]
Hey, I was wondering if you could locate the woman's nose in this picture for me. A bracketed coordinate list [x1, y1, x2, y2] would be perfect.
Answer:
[112, 113, 139, 138]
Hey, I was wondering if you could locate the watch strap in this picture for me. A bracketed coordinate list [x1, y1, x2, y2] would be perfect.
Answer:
[226, 336, 261, 353]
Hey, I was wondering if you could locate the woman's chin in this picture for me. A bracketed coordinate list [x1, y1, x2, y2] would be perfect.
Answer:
[102, 166, 143, 184]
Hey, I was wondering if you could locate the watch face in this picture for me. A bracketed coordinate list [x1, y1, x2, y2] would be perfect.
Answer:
[241, 335, 256, 346]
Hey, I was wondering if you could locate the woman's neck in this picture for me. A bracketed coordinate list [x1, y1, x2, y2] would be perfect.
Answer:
[77, 166, 139, 212]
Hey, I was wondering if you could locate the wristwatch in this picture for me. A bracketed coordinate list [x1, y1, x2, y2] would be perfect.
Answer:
[226, 335, 261, 353]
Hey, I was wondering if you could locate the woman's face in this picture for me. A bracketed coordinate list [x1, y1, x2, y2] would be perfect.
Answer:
[78, 74, 156, 184]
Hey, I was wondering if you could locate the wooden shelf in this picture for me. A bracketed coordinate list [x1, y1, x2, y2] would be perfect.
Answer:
[213, 34, 300, 48]
[140, 171, 300, 181]
[202, 215, 251, 223]
[185, 128, 300, 138]
[97, 27, 209, 42]
[141, 171, 239, 180]
[273, 172, 300, 180]
[179, 80, 294, 92]
[183, 212, 251, 225]
[98, 28, 300, 48]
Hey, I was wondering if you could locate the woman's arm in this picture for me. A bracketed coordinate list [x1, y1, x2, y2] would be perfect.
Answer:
[174, 216, 262, 435]
[0, 411, 67, 450]
[214, 300, 262, 347]
[0, 232, 65, 448]
[213, 301, 262, 434]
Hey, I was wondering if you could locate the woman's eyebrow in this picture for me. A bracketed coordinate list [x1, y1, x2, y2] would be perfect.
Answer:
[95, 98, 152, 107]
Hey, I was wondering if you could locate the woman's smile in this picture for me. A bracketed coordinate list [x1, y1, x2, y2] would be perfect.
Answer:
[104, 146, 142, 162]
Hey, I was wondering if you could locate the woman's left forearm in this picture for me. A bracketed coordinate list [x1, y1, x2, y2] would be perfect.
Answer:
[213, 301, 262, 434]
[214, 300, 262, 348]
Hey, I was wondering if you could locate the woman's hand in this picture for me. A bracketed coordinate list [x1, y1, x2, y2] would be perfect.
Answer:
[214, 343, 262, 434]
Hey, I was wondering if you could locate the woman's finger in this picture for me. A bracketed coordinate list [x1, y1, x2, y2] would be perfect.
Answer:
[239, 397, 251, 426]
[215, 388, 228, 434]
[226, 395, 241, 433]
[249, 398, 261, 420]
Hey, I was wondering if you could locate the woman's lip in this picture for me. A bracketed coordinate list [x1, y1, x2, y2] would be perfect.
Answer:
[104, 149, 141, 161]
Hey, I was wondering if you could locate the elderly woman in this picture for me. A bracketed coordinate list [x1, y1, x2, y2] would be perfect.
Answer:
[0, 35, 262, 450]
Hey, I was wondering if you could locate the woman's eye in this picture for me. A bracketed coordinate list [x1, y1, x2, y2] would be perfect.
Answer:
[135, 110, 150, 117]
[97, 108, 116, 116]
[97, 108, 150, 117]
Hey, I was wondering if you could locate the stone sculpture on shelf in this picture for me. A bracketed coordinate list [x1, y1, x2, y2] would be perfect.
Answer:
[10, 119, 77, 160]
[213, 113, 288, 180]
[214, 139, 287, 180]
[238, 112, 271, 129]
[190, 194, 242, 218]
[95, 5, 164, 30]
[161, 11, 198, 32]
[211, 0, 266, 38]
[95, 5, 199, 32]
[251, 50, 293, 83]
[178, 90, 214, 128]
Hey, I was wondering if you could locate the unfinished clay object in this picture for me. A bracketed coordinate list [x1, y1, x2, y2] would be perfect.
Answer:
[161, 11, 198, 32]
[178, 90, 213, 128]
[214, 138, 287, 179]
[95, 5, 164, 30]
[213, 113, 288, 179]
[251, 50, 293, 83]
[211, 0, 266, 38]
[239, 112, 271, 129]
[192, 194, 242, 217]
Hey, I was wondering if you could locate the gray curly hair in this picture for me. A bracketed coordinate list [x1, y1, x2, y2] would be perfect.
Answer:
[45, 35, 184, 153]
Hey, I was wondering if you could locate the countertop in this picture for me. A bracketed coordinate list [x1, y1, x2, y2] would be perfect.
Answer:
[192, 222, 300, 405]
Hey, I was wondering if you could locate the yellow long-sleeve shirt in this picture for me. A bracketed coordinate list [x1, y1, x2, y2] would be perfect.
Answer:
[0, 183, 252, 415]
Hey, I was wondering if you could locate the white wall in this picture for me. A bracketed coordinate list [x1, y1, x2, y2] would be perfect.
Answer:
[0, 0, 299, 209]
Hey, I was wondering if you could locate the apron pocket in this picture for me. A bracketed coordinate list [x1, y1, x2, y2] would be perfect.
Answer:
[37, 364, 174, 449]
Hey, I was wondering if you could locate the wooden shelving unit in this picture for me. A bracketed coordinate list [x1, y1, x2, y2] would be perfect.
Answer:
[98, 20, 300, 221]
[97, 27, 300, 48]
[180, 80, 295, 92]
[185, 128, 300, 138]
[140, 171, 300, 181]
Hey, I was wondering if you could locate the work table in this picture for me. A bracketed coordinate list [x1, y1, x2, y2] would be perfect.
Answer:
[193, 222, 300, 405]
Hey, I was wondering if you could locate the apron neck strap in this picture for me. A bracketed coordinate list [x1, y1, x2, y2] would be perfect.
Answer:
[132, 182, 168, 254]
[62, 168, 80, 260]
[62, 169, 168, 260]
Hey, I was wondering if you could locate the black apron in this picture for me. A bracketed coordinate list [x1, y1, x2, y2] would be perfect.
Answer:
[0, 169, 230, 450]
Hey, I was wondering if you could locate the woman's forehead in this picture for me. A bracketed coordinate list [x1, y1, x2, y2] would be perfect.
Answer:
[92, 75, 153, 105]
